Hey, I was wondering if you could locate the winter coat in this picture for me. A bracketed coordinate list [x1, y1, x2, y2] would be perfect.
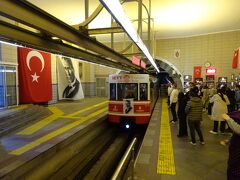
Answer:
[210, 93, 230, 121]
[170, 89, 179, 104]
[177, 92, 188, 119]
[185, 97, 203, 121]
[225, 116, 240, 178]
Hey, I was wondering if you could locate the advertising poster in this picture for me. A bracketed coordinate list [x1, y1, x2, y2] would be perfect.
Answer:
[123, 98, 134, 114]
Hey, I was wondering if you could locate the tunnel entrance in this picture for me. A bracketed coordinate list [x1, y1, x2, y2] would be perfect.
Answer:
[155, 58, 183, 91]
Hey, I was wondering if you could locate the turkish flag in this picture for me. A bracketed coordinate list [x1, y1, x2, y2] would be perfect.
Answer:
[232, 48, 239, 69]
[18, 47, 52, 103]
[193, 66, 202, 79]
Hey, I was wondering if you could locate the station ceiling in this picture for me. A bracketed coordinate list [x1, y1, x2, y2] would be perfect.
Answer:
[28, 0, 240, 39]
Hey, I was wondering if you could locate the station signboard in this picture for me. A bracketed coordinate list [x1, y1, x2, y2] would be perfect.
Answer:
[206, 67, 216, 75]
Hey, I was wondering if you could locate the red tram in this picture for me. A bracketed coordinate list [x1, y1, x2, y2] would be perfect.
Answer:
[108, 74, 158, 126]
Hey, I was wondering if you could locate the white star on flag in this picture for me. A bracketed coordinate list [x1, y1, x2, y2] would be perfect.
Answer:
[31, 72, 40, 82]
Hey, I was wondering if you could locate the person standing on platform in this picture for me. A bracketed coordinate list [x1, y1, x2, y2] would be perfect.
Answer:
[235, 85, 240, 110]
[177, 92, 189, 137]
[209, 86, 230, 134]
[226, 87, 236, 113]
[169, 83, 179, 124]
[208, 84, 217, 116]
[201, 85, 209, 111]
[185, 87, 204, 145]
[222, 112, 240, 180]
[167, 83, 173, 106]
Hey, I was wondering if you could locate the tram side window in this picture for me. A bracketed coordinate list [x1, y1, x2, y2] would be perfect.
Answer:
[140, 83, 148, 100]
[117, 83, 138, 100]
[110, 83, 116, 100]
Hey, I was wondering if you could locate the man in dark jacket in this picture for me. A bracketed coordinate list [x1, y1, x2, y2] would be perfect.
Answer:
[177, 92, 189, 137]
[185, 87, 204, 145]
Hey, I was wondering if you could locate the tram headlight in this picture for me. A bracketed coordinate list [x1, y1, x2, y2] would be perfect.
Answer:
[125, 124, 130, 129]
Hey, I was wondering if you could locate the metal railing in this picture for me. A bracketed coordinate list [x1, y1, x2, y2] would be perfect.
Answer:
[111, 137, 137, 180]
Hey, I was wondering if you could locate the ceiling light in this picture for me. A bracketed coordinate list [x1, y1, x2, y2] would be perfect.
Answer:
[100, 0, 160, 73]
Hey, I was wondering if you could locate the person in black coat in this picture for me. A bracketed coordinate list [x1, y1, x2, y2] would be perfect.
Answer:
[226, 87, 236, 113]
[177, 92, 189, 137]
[222, 112, 240, 180]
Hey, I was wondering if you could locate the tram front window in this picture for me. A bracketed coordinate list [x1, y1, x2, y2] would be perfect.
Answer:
[117, 83, 138, 100]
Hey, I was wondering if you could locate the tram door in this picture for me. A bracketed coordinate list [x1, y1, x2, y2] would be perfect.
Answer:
[0, 65, 18, 108]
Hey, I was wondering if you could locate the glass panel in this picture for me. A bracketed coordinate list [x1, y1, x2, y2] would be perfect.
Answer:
[5, 66, 17, 106]
[117, 83, 124, 100]
[110, 83, 116, 100]
[140, 83, 148, 100]
[117, 83, 138, 100]
[96, 77, 107, 97]
[0, 66, 5, 108]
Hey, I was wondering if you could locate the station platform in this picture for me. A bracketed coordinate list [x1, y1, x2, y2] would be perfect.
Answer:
[135, 98, 229, 180]
[0, 97, 230, 179]
[0, 97, 108, 179]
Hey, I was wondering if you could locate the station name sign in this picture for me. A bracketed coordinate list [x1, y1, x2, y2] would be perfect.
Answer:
[109, 74, 149, 83]
[206, 67, 216, 75]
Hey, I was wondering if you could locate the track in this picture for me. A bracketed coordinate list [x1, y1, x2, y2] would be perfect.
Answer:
[16, 118, 147, 179]
[81, 124, 148, 180]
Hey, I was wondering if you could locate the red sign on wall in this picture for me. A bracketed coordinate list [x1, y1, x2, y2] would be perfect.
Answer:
[206, 67, 216, 75]
[193, 66, 202, 78]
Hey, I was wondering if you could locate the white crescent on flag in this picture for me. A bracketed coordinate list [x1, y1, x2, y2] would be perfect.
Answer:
[26, 50, 45, 72]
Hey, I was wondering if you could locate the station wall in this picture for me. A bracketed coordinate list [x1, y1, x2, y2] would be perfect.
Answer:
[0, 43, 119, 107]
[155, 30, 240, 82]
[107, 30, 240, 84]
[2, 30, 239, 106]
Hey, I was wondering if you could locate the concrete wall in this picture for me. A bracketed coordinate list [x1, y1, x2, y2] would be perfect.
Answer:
[1, 44, 17, 64]
[81, 62, 118, 97]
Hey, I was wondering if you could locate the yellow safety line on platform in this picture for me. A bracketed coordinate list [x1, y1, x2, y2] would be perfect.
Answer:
[9, 107, 107, 155]
[157, 99, 176, 175]
[17, 107, 64, 135]
[16, 101, 107, 135]
[66, 100, 108, 117]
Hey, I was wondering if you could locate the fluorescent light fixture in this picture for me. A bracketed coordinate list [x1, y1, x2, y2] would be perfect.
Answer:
[100, 0, 160, 73]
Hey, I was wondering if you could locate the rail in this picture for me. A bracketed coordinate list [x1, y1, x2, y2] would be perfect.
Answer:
[111, 137, 137, 180]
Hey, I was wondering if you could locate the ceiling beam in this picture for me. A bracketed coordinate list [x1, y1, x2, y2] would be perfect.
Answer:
[0, 0, 136, 68]
[0, 20, 137, 72]
[87, 27, 124, 35]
